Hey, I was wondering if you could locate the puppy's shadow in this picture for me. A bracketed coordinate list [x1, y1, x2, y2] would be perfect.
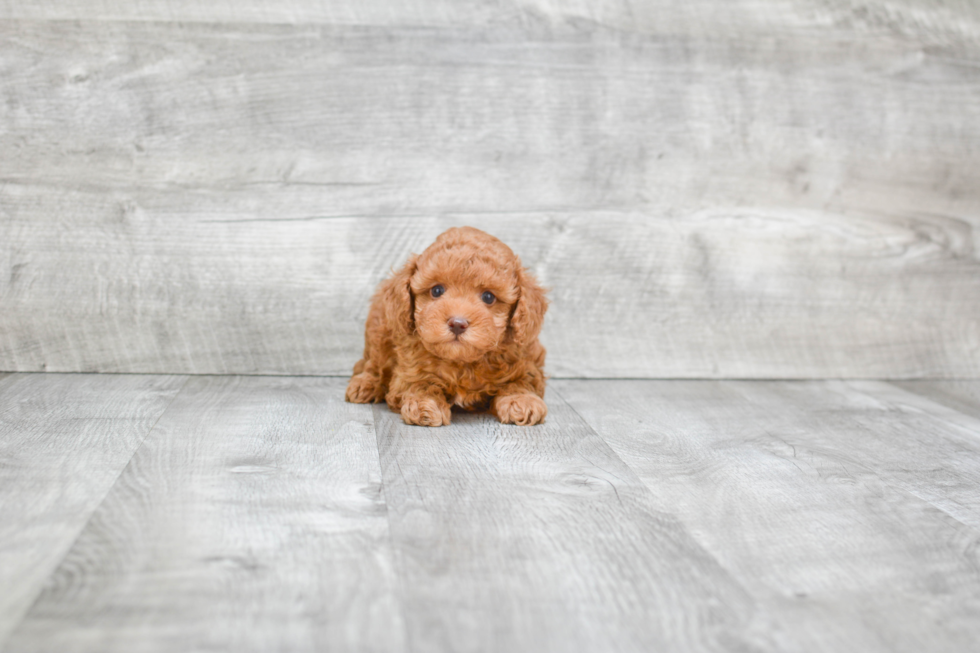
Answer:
[447, 408, 495, 431]
[448, 408, 540, 439]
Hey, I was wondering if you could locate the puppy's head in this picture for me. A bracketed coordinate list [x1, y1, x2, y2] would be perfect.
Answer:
[384, 227, 547, 362]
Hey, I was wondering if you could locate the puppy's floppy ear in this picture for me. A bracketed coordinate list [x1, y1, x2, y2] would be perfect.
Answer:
[509, 265, 548, 346]
[381, 255, 419, 337]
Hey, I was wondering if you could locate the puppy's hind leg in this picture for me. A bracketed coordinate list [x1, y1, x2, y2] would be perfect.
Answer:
[346, 354, 393, 404]
[346, 345, 388, 404]
[346, 301, 390, 403]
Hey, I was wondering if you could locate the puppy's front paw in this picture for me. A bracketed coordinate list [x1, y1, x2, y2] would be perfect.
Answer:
[346, 373, 383, 403]
[493, 394, 547, 426]
[400, 395, 451, 427]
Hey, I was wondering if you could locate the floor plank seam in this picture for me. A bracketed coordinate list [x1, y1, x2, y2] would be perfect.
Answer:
[369, 403, 414, 653]
[549, 381, 757, 577]
[4, 376, 980, 650]
[0, 374, 192, 649]
[723, 380, 980, 537]
[549, 386, 639, 510]
[879, 381, 980, 437]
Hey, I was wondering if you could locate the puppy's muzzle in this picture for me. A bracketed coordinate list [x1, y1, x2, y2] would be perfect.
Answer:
[448, 317, 469, 336]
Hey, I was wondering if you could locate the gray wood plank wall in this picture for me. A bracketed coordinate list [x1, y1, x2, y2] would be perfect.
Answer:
[1, 1, 978, 377]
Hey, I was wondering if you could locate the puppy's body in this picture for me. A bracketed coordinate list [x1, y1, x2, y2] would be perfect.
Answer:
[346, 227, 548, 426]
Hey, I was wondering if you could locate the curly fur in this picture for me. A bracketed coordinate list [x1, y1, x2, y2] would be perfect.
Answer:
[345, 227, 548, 426]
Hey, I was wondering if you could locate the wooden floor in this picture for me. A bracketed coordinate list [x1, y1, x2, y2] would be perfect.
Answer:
[1, 373, 979, 652]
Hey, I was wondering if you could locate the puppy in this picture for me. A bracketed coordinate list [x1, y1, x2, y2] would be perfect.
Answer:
[345, 226, 548, 426]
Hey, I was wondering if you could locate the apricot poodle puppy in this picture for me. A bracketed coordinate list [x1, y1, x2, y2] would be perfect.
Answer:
[345, 227, 548, 426]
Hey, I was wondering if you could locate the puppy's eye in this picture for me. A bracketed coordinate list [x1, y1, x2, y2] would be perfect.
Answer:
[430, 285, 445, 298]
[481, 291, 496, 305]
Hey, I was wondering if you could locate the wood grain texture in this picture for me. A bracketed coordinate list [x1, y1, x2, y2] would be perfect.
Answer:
[761, 380, 980, 529]
[5, 376, 404, 653]
[0, 372, 185, 648]
[893, 381, 980, 421]
[1, 12, 979, 378]
[3, 18, 978, 216]
[4, 373, 980, 650]
[372, 394, 757, 653]
[554, 379, 980, 651]
[3, 206, 979, 378]
[0, 0, 978, 49]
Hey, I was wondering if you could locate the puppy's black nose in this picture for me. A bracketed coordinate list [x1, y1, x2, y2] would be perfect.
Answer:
[448, 317, 469, 336]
